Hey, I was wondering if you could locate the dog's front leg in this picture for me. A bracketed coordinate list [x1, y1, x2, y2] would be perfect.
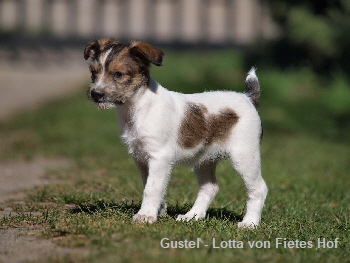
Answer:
[133, 159, 172, 223]
[133, 158, 168, 217]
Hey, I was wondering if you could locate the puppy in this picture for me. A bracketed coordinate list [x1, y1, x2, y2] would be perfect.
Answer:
[84, 39, 268, 228]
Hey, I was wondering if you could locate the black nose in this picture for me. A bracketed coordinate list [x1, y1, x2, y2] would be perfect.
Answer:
[90, 89, 105, 102]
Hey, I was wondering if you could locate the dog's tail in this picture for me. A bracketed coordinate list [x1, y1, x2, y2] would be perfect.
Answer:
[245, 67, 260, 108]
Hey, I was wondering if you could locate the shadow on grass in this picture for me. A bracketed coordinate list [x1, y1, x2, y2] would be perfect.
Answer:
[206, 208, 242, 222]
[70, 200, 242, 223]
[70, 200, 140, 215]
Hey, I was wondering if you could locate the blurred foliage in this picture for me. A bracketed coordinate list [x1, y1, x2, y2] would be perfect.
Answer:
[249, 0, 350, 78]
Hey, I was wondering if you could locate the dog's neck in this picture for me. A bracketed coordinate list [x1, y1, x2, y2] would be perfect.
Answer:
[116, 76, 160, 130]
[119, 76, 158, 108]
[148, 77, 159, 94]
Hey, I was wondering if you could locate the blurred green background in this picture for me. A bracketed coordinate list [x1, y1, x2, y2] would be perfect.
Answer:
[0, 1, 349, 262]
[1, 0, 349, 138]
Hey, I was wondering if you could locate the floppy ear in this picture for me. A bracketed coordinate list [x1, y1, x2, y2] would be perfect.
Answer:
[129, 41, 164, 66]
[84, 40, 99, 60]
[84, 38, 119, 60]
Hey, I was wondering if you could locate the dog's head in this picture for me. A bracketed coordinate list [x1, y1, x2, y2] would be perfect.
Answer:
[84, 38, 164, 109]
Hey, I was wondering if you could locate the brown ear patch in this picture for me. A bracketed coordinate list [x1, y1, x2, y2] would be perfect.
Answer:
[84, 40, 99, 60]
[129, 41, 164, 66]
[178, 103, 239, 149]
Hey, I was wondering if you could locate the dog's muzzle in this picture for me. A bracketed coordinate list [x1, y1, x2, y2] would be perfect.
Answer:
[90, 89, 124, 106]
[90, 89, 105, 103]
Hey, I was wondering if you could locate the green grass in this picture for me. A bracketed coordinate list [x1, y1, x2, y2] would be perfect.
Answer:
[0, 49, 349, 262]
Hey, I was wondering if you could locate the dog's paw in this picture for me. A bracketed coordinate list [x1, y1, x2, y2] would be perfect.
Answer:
[158, 202, 167, 217]
[176, 214, 193, 221]
[133, 213, 157, 224]
[176, 212, 205, 221]
[237, 221, 258, 229]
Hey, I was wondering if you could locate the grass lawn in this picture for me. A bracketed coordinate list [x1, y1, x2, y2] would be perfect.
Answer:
[0, 49, 349, 262]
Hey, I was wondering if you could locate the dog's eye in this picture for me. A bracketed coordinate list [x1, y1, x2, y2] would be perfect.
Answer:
[114, 72, 123, 79]
[91, 71, 97, 82]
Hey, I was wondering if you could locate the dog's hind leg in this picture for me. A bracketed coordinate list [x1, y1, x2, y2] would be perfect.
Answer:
[229, 145, 268, 228]
[177, 161, 219, 221]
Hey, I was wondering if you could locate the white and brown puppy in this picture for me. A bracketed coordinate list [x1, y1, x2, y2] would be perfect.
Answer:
[84, 39, 268, 228]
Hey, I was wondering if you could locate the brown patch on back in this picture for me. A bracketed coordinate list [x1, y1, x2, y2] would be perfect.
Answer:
[178, 103, 239, 149]
[207, 108, 239, 145]
[178, 103, 208, 149]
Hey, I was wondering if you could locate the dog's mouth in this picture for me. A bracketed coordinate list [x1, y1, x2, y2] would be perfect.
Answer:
[90, 89, 105, 103]
[94, 94, 105, 103]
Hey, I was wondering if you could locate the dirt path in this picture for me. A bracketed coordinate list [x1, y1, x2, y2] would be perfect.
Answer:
[0, 49, 90, 262]
[0, 157, 69, 203]
[0, 157, 92, 263]
[0, 227, 88, 263]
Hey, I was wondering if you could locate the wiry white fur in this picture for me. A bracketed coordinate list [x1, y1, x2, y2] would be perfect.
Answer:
[246, 67, 258, 81]
[91, 47, 119, 110]
[114, 70, 268, 228]
[96, 48, 113, 88]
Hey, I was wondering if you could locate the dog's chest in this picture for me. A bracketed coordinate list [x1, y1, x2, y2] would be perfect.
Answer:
[120, 121, 150, 161]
